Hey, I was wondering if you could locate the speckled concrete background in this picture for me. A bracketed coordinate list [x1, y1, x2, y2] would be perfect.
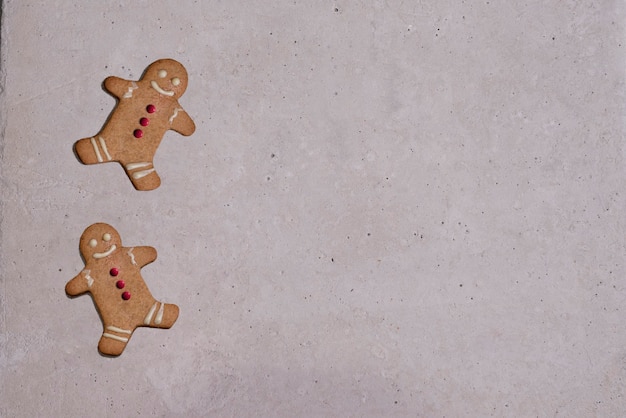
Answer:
[0, 1, 625, 416]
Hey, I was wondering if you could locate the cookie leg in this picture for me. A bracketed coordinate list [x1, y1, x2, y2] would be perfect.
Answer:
[143, 301, 179, 329]
[123, 162, 161, 191]
[75, 136, 114, 165]
[98, 325, 133, 356]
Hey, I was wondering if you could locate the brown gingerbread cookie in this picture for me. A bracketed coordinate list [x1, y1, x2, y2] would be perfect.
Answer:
[74, 59, 196, 191]
[66, 223, 179, 356]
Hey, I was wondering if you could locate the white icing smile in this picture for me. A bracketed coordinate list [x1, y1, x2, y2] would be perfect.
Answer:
[93, 244, 117, 259]
[151, 80, 174, 97]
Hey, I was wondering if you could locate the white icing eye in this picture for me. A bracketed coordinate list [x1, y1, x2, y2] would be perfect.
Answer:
[158, 69, 167, 78]
[171, 77, 181, 86]
[103, 233, 111, 242]
[89, 239, 98, 248]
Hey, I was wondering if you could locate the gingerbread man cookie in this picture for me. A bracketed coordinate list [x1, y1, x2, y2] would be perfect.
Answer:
[66, 223, 179, 356]
[74, 59, 196, 190]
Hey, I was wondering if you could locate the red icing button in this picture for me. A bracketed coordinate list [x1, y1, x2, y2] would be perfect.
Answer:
[116, 280, 125, 289]
[146, 104, 156, 113]
[140, 117, 149, 126]
[122, 291, 131, 300]
[110, 267, 119, 276]
[133, 129, 143, 138]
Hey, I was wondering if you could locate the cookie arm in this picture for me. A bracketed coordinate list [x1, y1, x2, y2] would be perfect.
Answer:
[130, 246, 157, 268]
[103, 76, 134, 100]
[65, 270, 91, 296]
[169, 107, 196, 137]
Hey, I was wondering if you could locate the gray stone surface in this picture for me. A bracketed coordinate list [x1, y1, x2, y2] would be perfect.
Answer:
[1, 1, 624, 416]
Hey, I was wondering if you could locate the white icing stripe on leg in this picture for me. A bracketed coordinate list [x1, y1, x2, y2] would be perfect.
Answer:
[125, 162, 154, 180]
[90, 137, 103, 162]
[102, 333, 129, 343]
[125, 162, 152, 171]
[155, 303, 164, 325]
[98, 136, 112, 160]
[132, 168, 155, 180]
[144, 302, 158, 325]
[127, 247, 136, 265]
[106, 326, 131, 334]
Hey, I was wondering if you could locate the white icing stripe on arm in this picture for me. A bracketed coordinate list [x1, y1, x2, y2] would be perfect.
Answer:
[83, 269, 94, 287]
[169, 108, 183, 124]
[122, 81, 138, 98]
[127, 248, 136, 265]
[90, 137, 103, 162]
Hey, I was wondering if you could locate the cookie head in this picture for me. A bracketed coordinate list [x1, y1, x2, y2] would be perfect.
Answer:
[144, 59, 189, 98]
[79, 223, 122, 260]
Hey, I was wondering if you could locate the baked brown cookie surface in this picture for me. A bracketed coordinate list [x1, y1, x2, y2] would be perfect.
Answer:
[74, 59, 196, 190]
[66, 223, 179, 356]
